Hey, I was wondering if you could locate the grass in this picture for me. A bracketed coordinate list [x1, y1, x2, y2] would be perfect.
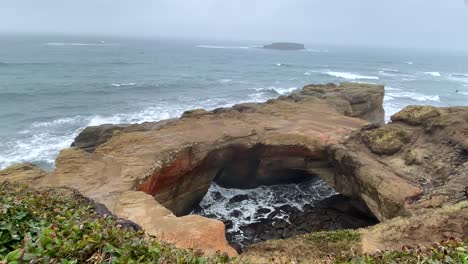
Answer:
[0, 182, 232, 263]
[303, 230, 362, 259]
[335, 238, 468, 264]
[1, 182, 466, 263]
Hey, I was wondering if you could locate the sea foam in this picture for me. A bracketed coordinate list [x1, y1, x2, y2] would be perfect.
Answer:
[423, 71, 441, 77]
[323, 71, 379, 80]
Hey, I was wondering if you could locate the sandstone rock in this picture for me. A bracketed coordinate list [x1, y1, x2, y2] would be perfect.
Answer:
[0, 82, 388, 255]
[1, 84, 466, 258]
[391, 105, 441, 125]
[360, 201, 468, 253]
[361, 126, 412, 155]
[0, 163, 47, 184]
[241, 201, 467, 263]
[328, 105, 468, 221]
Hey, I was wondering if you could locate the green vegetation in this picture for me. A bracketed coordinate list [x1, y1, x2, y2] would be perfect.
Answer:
[303, 230, 362, 258]
[0, 182, 231, 263]
[335, 239, 468, 264]
[362, 126, 412, 155]
[1, 182, 467, 264]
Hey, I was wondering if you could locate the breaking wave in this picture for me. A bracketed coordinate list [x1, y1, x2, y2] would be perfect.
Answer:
[386, 91, 440, 102]
[423, 71, 441, 77]
[111, 83, 137, 87]
[322, 71, 380, 80]
[192, 180, 336, 246]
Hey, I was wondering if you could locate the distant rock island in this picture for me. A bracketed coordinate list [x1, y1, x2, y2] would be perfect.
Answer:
[263, 42, 305, 50]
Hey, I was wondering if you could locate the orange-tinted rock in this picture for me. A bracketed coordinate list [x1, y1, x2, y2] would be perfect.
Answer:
[0, 82, 385, 255]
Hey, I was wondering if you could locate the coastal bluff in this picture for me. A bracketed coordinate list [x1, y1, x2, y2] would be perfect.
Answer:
[1, 82, 467, 258]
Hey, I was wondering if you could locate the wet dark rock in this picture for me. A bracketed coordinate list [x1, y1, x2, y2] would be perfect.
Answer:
[257, 208, 271, 214]
[230, 210, 243, 218]
[232, 194, 377, 251]
[94, 202, 142, 231]
[211, 191, 223, 200]
[229, 194, 249, 203]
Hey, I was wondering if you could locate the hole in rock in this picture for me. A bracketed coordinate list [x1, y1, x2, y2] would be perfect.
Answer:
[137, 144, 379, 252]
[191, 175, 378, 252]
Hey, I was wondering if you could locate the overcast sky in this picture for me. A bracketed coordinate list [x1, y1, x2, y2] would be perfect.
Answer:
[1, 0, 467, 50]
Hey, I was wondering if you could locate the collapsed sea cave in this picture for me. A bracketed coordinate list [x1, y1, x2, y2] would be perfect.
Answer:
[138, 143, 379, 252]
[191, 175, 378, 252]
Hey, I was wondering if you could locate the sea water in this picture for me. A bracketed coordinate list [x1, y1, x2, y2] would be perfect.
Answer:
[1, 34, 467, 170]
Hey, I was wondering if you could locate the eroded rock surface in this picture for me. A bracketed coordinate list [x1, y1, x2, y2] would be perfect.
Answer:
[328, 105, 468, 221]
[0, 82, 386, 255]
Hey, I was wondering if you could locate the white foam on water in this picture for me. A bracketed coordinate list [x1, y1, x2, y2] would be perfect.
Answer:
[304, 72, 312, 75]
[31, 116, 85, 128]
[323, 71, 380, 80]
[387, 91, 440, 102]
[385, 86, 402, 91]
[192, 180, 336, 246]
[423, 71, 441, 77]
[219, 79, 233, 83]
[448, 73, 468, 84]
[0, 129, 82, 170]
[111, 83, 137, 87]
[405, 61, 414, 65]
[383, 102, 403, 123]
[251, 86, 298, 96]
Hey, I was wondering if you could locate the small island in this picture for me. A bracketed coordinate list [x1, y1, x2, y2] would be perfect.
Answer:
[263, 42, 305, 50]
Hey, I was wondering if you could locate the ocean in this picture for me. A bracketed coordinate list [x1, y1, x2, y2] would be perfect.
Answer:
[1, 34, 467, 170]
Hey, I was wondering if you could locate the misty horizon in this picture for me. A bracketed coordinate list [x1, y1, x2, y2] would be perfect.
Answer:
[1, 0, 468, 51]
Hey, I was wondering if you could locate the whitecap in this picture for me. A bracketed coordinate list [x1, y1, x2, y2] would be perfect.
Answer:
[0, 129, 82, 170]
[385, 86, 402, 91]
[32, 116, 84, 128]
[248, 92, 269, 103]
[111, 82, 136, 87]
[423, 71, 441, 77]
[384, 95, 395, 102]
[405, 61, 414, 65]
[323, 71, 379, 80]
[304, 72, 312, 76]
[448, 73, 468, 84]
[87, 115, 123, 126]
[387, 91, 440, 102]
[252, 86, 298, 96]
[219, 79, 233, 83]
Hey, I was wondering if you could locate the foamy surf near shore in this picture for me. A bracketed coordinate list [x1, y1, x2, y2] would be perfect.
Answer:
[0, 37, 467, 170]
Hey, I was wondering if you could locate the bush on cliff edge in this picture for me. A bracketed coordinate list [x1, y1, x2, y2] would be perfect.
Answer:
[0, 182, 230, 264]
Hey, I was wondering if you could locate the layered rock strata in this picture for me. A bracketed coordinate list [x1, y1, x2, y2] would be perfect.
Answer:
[1, 82, 385, 255]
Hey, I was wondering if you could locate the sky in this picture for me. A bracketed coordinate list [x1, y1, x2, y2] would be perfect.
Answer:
[1, 0, 468, 50]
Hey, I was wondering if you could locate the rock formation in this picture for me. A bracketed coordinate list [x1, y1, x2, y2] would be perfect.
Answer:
[1, 82, 466, 258]
[262, 42, 305, 50]
[0, 83, 384, 255]
[243, 105, 468, 262]
[328, 105, 467, 221]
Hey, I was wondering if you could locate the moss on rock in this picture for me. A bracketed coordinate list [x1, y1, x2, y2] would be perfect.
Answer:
[361, 126, 413, 155]
[391, 105, 441, 125]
